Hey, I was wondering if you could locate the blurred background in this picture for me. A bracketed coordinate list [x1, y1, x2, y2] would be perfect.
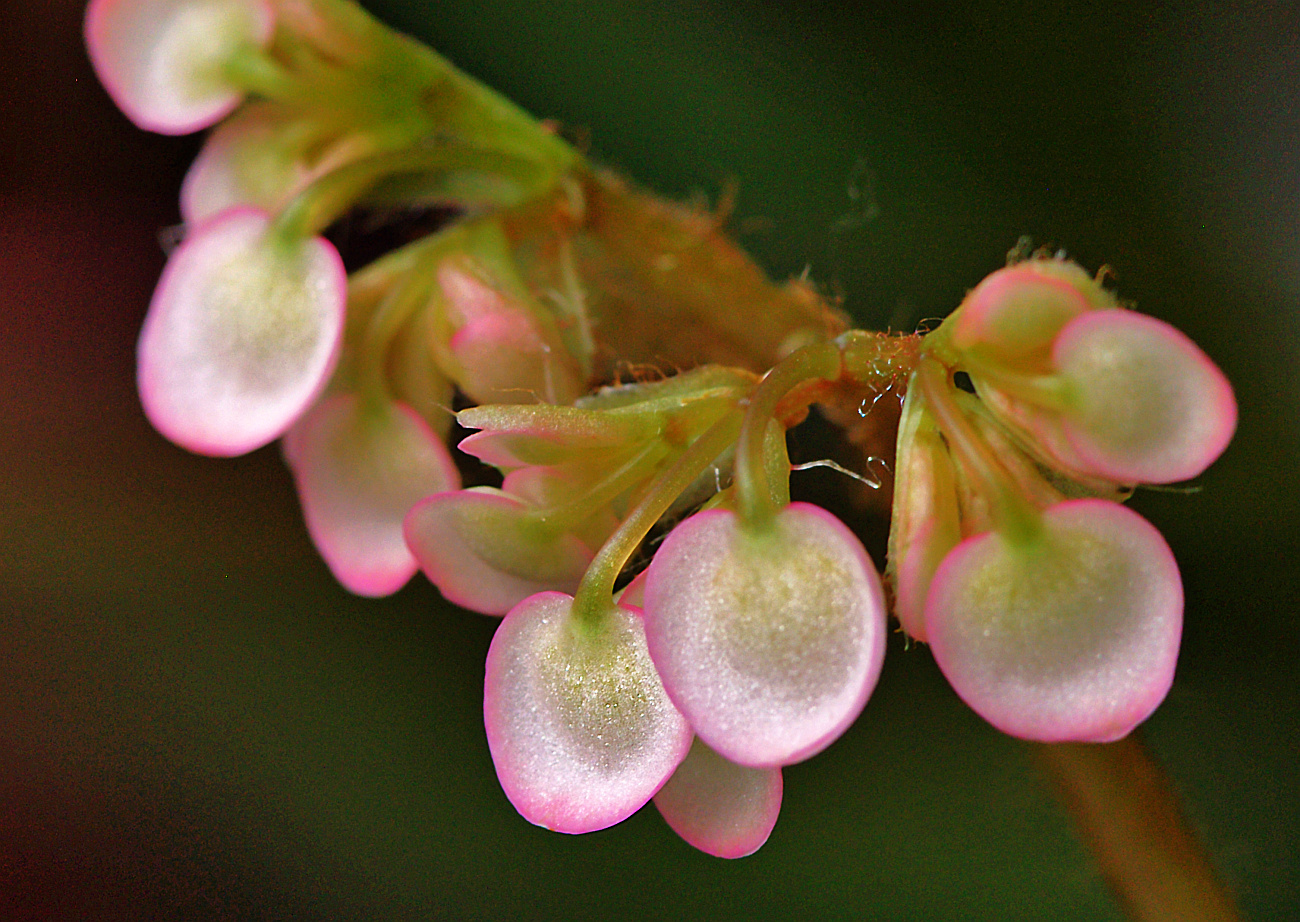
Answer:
[2, 0, 1297, 917]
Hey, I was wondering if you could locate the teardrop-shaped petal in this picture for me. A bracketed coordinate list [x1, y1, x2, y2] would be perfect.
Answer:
[484, 593, 692, 833]
[1053, 310, 1237, 483]
[653, 736, 782, 858]
[925, 499, 1183, 743]
[643, 503, 888, 768]
[403, 489, 592, 615]
[138, 207, 346, 456]
[85, 0, 274, 135]
[283, 394, 460, 596]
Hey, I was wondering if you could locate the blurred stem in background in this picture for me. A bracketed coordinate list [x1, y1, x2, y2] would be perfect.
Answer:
[1034, 739, 1241, 921]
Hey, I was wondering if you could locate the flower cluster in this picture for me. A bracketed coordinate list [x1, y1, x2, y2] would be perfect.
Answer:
[88, 0, 1236, 857]
[887, 260, 1235, 742]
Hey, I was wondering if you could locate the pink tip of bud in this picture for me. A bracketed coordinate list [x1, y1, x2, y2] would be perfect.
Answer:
[283, 395, 461, 597]
[137, 207, 346, 456]
[1053, 309, 1238, 484]
[653, 737, 782, 858]
[403, 489, 592, 615]
[86, 0, 275, 135]
[484, 593, 692, 833]
[925, 499, 1183, 743]
[643, 503, 888, 768]
[439, 264, 583, 405]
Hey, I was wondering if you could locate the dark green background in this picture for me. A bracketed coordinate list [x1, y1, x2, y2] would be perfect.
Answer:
[3, 1, 1297, 917]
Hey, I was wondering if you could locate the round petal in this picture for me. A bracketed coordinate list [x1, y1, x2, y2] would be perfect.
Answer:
[653, 737, 782, 859]
[138, 207, 346, 456]
[403, 489, 592, 615]
[284, 395, 460, 597]
[643, 503, 888, 768]
[484, 593, 692, 833]
[1054, 310, 1238, 483]
[85, 0, 275, 135]
[951, 264, 1092, 368]
[925, 499, 1183, 743]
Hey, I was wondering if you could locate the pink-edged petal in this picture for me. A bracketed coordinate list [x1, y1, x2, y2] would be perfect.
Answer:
[403, 489, 592, 615]
[484, 593, 692, 833]
[86, 0, 274, 135]
[653, 736, 782, 858]
[966, 379, 1097, 483]
[1053, 310, 1238, 484]
[643, 503, 888, 768]
[138, 207, 346, 456]
[283, 394, 460, 596]
[951, 264, 1093, 366]
[616, 568, 648, 609]
[180, 104, 310, 225]
[925, 499, 1183, 743]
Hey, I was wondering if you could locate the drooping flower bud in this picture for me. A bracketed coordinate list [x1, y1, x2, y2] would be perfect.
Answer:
[137, 207, 346, 456]
[403, 488, 593, 615]
[643, 503, 888, 767]
[924, 499, 1183, 743]
[484, 593, 692, 833]
[180, 104, 313, 224]
[85, 0, 275, 135]
[283, 394, 459, 596]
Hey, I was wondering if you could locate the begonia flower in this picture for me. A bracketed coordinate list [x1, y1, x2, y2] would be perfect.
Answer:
[86, 0, 275, 135]
[644, 502, 888, 767]
[180, 104, 317, 224]
[653, 736, 782, 859]
[437, 261, 585, 406]
[404, 488, 593, 615]
[484, 592, 691, 833]
[138, 207, 346, 456]
[948, 263, 1237, 485]
[924, 499, 1183, 743]
[1046, 309, 1237, 483]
